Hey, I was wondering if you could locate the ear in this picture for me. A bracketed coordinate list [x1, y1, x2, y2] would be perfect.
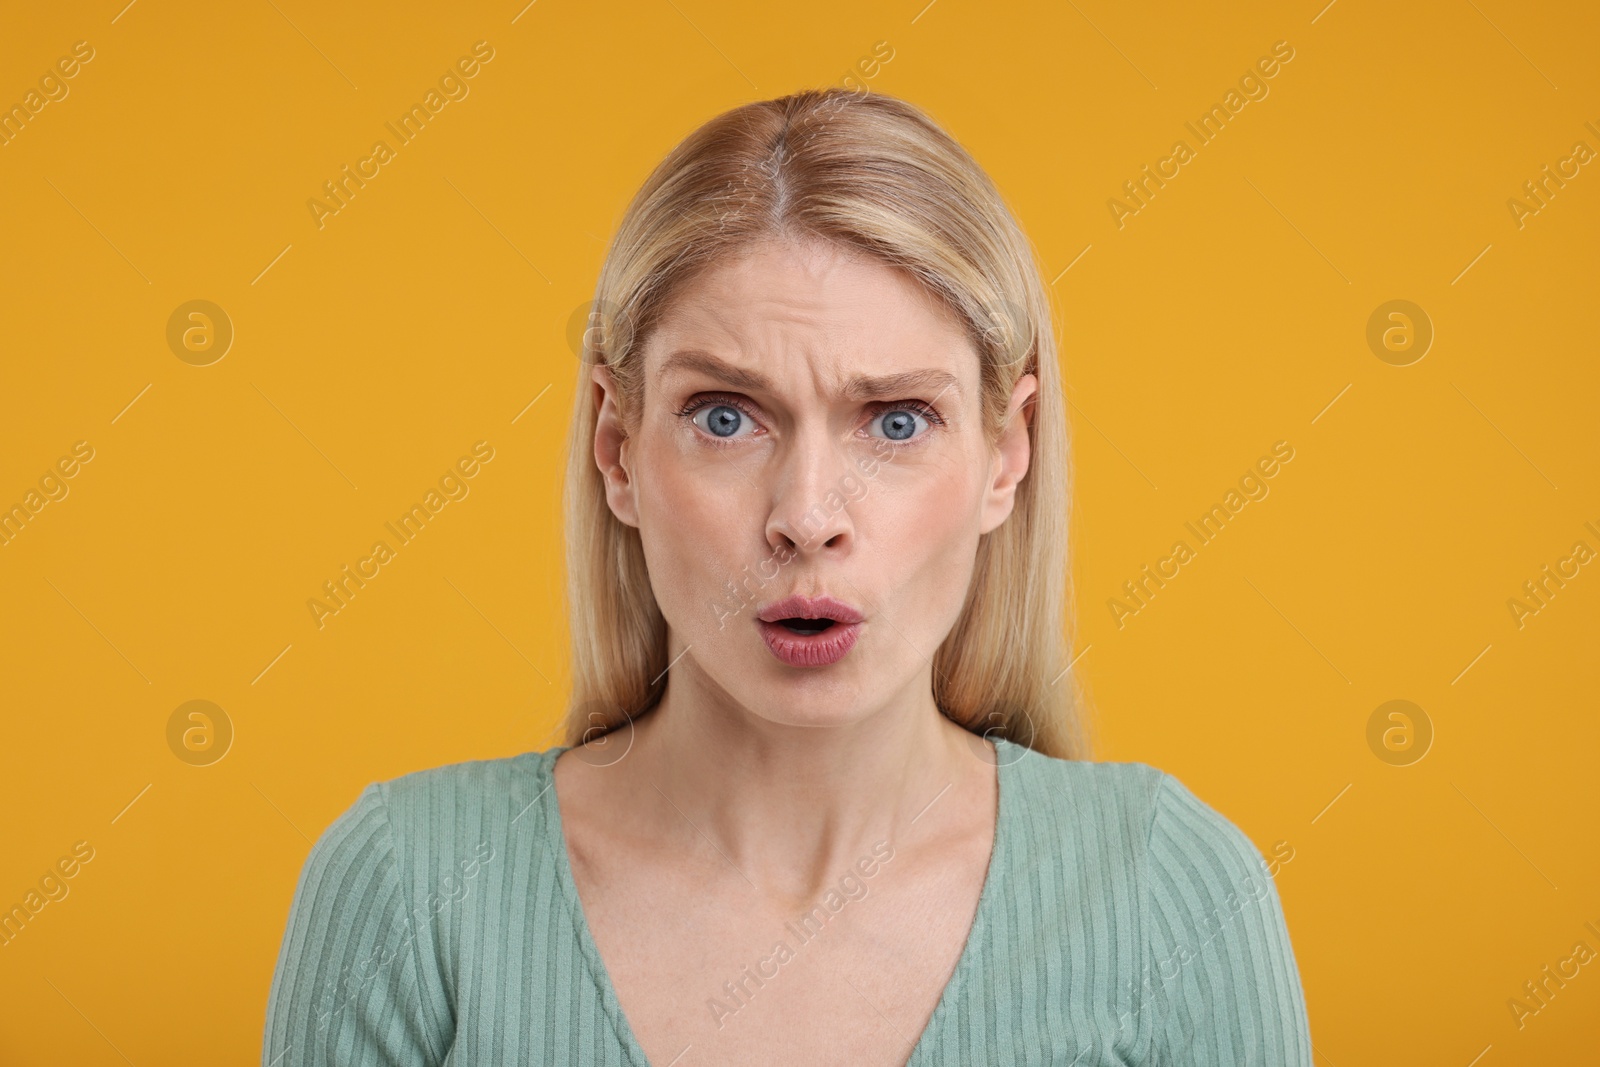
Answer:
[978, 372, 1037, 535]
[592, 364, 640, 528]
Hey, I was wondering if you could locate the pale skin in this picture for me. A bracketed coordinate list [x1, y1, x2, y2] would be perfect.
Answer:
[554, 234, 1038, 1066]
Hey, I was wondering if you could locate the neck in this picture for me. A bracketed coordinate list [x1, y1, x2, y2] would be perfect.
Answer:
[617, 658, 993, 903]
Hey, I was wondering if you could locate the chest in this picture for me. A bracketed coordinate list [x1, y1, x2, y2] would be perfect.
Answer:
[564, 832, 992, 1067]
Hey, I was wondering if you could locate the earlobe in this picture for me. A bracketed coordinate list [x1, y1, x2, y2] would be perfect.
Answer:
[591, 365, 640, 528]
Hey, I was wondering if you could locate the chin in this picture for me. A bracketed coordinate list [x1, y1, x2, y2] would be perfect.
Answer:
[741, 696, 876, 731]
[721, 657, 879, 730]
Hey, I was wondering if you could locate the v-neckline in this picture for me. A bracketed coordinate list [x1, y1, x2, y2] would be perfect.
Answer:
[539, 736, 1015, 1066]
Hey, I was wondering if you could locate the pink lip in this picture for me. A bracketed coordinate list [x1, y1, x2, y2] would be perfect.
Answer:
[756, 595, 865, 625]
[758, 619, 862, 667]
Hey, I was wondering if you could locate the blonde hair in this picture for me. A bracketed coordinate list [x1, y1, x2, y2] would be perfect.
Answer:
[561, 87, 1090, 760]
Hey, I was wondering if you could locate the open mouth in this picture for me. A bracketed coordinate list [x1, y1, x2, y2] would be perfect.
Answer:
[776, 617, 836, 636]
[756, 609, 861, 667]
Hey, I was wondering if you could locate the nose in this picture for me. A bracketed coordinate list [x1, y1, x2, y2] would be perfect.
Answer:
[764, 431, 855, 556]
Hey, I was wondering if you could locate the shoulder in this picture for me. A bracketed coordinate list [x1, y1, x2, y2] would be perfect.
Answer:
[998, 738, 1163, 852]
[267, 751, 560, 1065]
[997, 740, 1274, 894]
[997, 742, 1312, 1058]
[298, 746, 562, 919]
[361, 747, 555, 836]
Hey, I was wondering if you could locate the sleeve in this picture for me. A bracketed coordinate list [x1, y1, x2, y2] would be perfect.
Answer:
[1141, 772, 1312, 1066]
[262, 782, 448, 1067]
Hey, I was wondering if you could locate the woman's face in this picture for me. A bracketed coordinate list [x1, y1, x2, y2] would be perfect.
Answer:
[592, 236, 1036, 729]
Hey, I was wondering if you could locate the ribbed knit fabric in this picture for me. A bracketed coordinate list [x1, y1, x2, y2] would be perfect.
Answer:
[263, 737, 1312, 1065]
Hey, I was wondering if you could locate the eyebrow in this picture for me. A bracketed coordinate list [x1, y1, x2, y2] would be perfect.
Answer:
[655, 349, 962, 403]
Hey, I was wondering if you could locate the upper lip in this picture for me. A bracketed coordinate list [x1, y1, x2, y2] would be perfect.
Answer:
[757, 594, 864, 625]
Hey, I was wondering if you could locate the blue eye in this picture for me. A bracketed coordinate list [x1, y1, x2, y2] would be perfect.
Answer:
[693, 403, 753, 439]
[873, 408, 926, 442]
[674, 394, 944, 448]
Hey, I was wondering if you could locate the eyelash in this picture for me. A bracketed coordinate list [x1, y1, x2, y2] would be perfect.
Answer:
[673, 392, 945, 449]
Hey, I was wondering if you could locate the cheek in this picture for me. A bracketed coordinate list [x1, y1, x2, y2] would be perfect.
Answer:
[859, 451, 985, 608]
[633, 444, 757, 626]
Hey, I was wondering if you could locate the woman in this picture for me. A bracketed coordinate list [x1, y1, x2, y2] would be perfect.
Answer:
[263, 87, 1312, 1065]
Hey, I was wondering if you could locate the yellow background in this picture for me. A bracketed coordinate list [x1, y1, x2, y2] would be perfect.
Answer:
[2, 0, 1596, 1062]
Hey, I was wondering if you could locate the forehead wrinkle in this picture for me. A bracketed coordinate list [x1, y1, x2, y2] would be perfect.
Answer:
[654, 348, 963, 405]
[648, 246, 976, 413]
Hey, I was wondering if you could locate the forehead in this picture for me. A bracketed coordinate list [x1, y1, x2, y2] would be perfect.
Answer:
[644, 237, 978, 393]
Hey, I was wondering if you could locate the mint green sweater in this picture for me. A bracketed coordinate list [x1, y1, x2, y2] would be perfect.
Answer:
[263, 737, 1312, 1064]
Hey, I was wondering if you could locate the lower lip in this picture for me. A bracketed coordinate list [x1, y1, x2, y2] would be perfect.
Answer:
[758, 620, 862, 667]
